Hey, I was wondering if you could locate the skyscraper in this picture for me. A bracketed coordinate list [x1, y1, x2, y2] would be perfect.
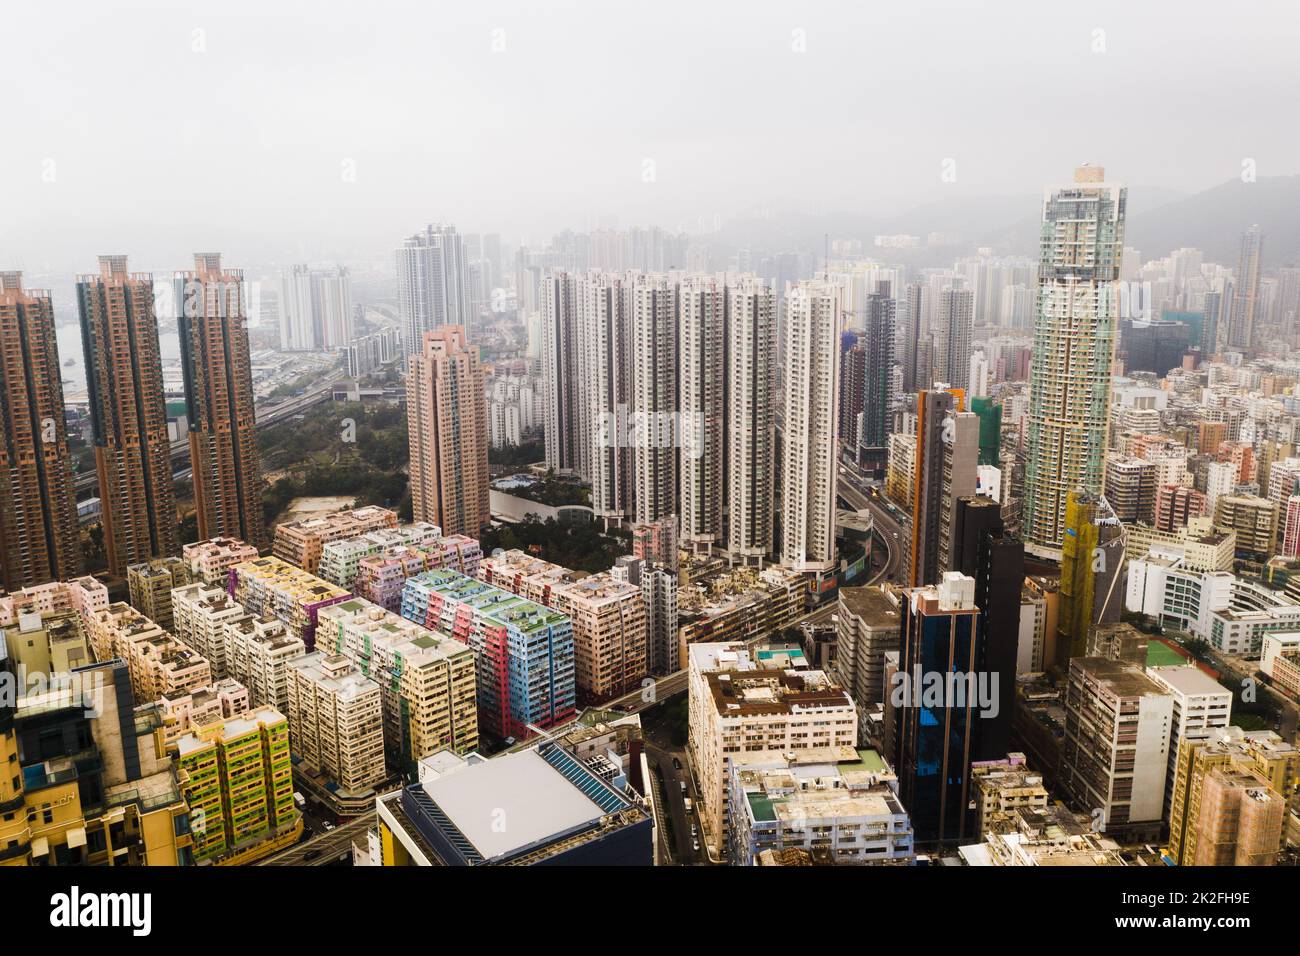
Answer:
[629, 272, 678, 525]
[899, 281, 927, 393]
[0, 272, 80, 590]
[407, 325, 489, 536]
[726, 276, 777, 566]
[1229, 224, 1263, 350]
[893, 572, 986, 844]
[78, 256, 178, 575]
[396, 224, 471, 357]
[1022, 165, 1127, 560]
[907, 389, 977, 588]
[540, 271, 584, 475]
[582, 272, 635, 527]
[678, 274, 725, 554]
[934, 287, 974, 390]
[781, 279, 841, 572]
[859, 283, 896, 469]
[177, 253, 265, 547]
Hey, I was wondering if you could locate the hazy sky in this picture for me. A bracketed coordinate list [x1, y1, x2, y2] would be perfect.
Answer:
[3, 0, 1298, 275]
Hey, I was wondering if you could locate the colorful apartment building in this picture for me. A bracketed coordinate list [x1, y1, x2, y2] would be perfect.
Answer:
[353, 536, 482, 612]
[182, 536, 259, 586]
[401, 568, 575, 741]
[315, 597, 478, 776]
[317, 521, 442, 589]
[172, 705, 300, 865]
[229, 555, 352, 650]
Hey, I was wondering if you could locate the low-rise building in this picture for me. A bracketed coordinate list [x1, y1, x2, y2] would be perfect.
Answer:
[727, 746, 913, 865]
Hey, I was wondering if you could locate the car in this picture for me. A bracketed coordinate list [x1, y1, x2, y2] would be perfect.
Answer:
[324, 823, 336, 831]
[692, 840, 700, 852]
[680, 781, 687, 794]
[672, 757, 681, 770]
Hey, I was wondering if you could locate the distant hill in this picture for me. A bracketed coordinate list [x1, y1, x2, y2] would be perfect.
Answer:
[1125, 176, 1300, 266]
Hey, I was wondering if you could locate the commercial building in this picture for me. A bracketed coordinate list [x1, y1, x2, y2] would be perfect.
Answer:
[1023, 166, 1127, 559]
[1059, 657, 1172, 836]
[727, 747, 913, 865]
[376, 741, 652, 865]
[688, 642, 856, 856]
[0, 657, 193, 866]
[835, 586, 902, 739]
[77, 256, 178, 574]
[176, 253, 265, 546]
[1145, 665, 1233, 819]
[0, 271, 80, 591]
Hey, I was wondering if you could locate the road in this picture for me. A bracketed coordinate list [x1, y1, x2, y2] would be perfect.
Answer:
[838, 462, 904, 586]
[257, 811, 376, 866]
[74, 373, 348, 495]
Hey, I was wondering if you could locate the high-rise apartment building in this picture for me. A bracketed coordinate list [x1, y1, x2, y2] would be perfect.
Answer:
[222, 611, 306, 711]
[316, 597, 478, 775]
[286, 651, 387, 794]
[182, 536, 260, 585]
[629, 272, 678, 524]
[271, 505, 399, 574]
[396, 223, 471, 357]
[173, 705, 299, 864]
[401, 568, 576, 740]
[582, 272, 635, 526]
[1104, 455, 1158, 524]
[478, 550, 647, 702]
[540, 270, 584, 475]
[1145, 665, 1233, 820]
[0, 272, 80, 590]
[1228, 225, 1263, 350]
[176, 253, 265, 547]
[726, 276, 777, 566]
[835, 586, 902, 739]
[678, 274, 725, 553]
[780, 279, 842, 572]
[1023, 166, 1127, 559]
[78, 256, 178, 574]
[934, 287, 974, 391]
[126, 557, 192, 633]
[406, 326, 489, 536]
[279, 264, 353, 351]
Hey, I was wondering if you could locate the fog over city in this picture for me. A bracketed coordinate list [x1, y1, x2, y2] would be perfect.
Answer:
[3, 0, 1299, 278]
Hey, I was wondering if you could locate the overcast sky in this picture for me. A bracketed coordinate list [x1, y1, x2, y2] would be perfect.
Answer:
[2, 0, 1297, 276]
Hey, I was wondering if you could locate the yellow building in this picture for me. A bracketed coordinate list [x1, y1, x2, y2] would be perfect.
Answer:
[0, 659, 192, 866]
[1168, 726, 1300, 866]
[172, 705, 300, 865]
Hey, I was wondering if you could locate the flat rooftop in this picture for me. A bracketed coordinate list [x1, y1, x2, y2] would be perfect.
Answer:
[419, 748, 615, 862]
